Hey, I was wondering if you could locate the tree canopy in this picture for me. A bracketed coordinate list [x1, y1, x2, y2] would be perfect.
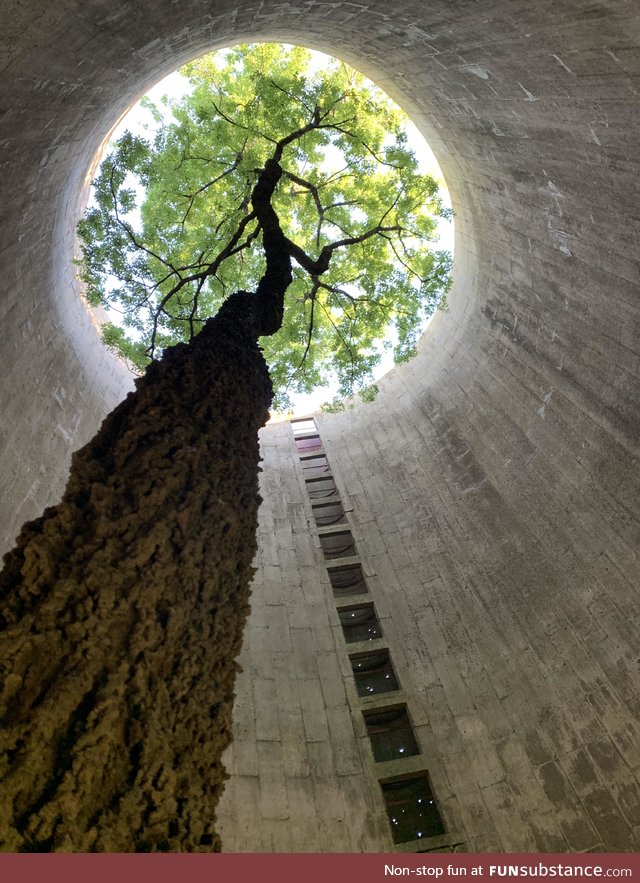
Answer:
[78, 43, 452, 409]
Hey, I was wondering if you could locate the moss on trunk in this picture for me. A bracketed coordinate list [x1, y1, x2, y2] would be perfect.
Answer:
[0, 302, 272, 851]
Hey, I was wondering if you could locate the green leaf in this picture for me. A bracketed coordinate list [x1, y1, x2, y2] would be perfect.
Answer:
[77, 43, 452, 403]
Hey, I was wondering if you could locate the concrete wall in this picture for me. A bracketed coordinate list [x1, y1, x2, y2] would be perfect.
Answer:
[1, 0, 639, 852]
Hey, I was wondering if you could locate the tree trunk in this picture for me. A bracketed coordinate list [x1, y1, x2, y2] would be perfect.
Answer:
[0, 298, 273, 851]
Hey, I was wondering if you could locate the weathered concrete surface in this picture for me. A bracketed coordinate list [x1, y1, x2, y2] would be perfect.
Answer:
[0, 0, 639, 854]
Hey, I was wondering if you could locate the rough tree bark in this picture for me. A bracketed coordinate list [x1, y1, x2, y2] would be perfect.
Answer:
[0, 162, 292, 852]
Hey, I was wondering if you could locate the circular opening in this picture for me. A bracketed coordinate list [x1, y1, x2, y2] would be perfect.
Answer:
[78, 42, 454, 416]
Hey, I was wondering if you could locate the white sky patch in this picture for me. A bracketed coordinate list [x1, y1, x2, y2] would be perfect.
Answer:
[97, 49, 454, 416]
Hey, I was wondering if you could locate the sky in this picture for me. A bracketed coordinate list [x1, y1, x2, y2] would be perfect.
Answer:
[102, 50, 454, 417]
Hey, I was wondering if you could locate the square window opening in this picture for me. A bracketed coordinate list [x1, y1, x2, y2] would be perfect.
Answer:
[381, 774, 445, 844]
[350, 649, 399, 695]
[313, 502, 347, 528]
[306, 476, 338, 499]
[364, 705, 420, 763]
[295, 434, 323, 453]
[290, 418, 317, 436]
[328, 563, 368, 596]
[301, 454, 331, 476]
[338, 603, 382, 643]
[320, 530, 357, 560]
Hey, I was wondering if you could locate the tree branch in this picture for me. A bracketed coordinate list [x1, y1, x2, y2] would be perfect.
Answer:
[286, 279, 318, 387]
[178, 148, 245, 231]
[284, 223, 401, 276]
[108, 167, 180, 276]
[147, 211, 259, 354]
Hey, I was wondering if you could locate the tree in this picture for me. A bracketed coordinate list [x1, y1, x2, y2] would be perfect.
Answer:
[78, 43, 451, 408]
[0, 45, 450, 852]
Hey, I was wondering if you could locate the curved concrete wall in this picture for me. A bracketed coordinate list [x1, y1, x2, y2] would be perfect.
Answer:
[1, 0, 639, 852]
